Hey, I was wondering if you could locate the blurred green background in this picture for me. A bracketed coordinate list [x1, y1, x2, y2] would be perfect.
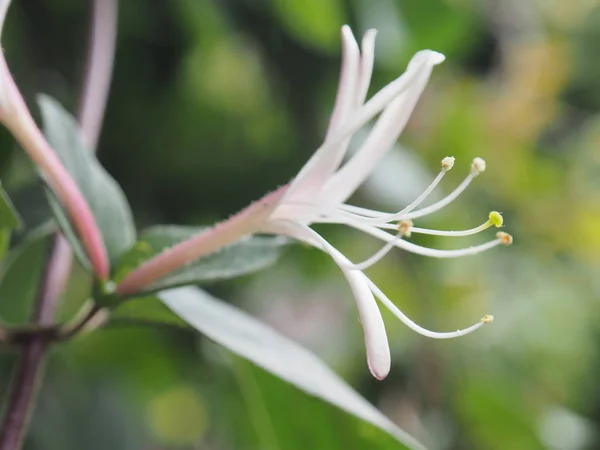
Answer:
[2, 0, 600, 449]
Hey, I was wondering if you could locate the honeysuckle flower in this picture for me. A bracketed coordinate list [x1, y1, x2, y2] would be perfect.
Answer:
[0, 0, 109, 279]
[117, 26, 511, 379]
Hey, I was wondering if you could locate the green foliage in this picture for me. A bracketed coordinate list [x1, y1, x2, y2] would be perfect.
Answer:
[114, 225, 289, 292]
[110, 295, 188, 330]
[8, 183, 56, 245]
[0, 182, 22, 232]
[0, 181, 22, 259]
[0, 235, 48, 325]
[269, 0, 346, 52]
[37, 95, 136, 268]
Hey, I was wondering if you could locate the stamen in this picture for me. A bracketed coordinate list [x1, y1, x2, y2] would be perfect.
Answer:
[472, 157, 486, 174]
[410, 211, 504, 237]
[398, 164, 480, 221]
[496, 231, 513, 245]
[388, 156, 456, 217]
[341, 158, 486, 225]
[300, 224, 403, 271]
[337, 203, 387, 218]
[332, 219, 413, 272]
[398, 220, 413, 237]
[391, 235, 505, 258]
[347, 234, 403, 270]
[349, 223, 507, 258]
[336, 155, 455, 221]
[366, 278, 492, 339]
[489, 211, 503, 227]
[441, 156, 455, 170]
[482, 314, 494, 324]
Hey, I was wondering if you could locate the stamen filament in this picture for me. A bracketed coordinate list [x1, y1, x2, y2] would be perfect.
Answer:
[366, 278, 491, 339]
[337, 160, 484, 225]
[391, 166, 448, 215]
[411, 212, 502, 237]
[398, 169, 477, 221]
[349, 223, 507, 258]
[298, 224, 397, 271]
[346, 233, 402, 271]
[337, 156, 453, 220]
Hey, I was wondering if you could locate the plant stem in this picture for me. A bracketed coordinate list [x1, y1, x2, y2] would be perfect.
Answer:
[0, 1, 118, 448]
[78, 0, 118, 151]
[0, 342, 47, 450]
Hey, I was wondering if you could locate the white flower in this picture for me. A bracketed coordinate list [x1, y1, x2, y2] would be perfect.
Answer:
[259, 26, 507, 379]
[117, 26, 510, 380]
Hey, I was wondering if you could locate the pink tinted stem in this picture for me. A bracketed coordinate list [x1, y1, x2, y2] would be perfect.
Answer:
[78, 0, 118, 150]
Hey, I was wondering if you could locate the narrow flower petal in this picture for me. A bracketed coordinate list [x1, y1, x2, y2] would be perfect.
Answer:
[285, 26, 360, 203]
[322, 51, 445, 204]
[356, 29, 377, 107]
[326, 25, 361, 138]
[262, 220, 391, 380]
[342, 265, 391, 380]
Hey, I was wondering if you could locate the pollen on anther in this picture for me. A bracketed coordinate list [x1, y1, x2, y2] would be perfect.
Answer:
[489, 211, 503, 228]
[472, 157, 486, 174]
[496, 232, 513, 245]
[441, 156, 455, 170]
[398, 220, 413, 237]
[481, 314, 494, 324]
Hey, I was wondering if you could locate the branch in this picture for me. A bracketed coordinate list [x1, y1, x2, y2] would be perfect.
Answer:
[0, 1, 119, 448]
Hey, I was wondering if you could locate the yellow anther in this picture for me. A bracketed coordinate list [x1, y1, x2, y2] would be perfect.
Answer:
[397, 220, 413, 237]
[481, 314, 494, 324]
[441, 156, 455, 170]
[496, 232, 513, 246]
[488, 211, 503, 228]
[472, 157, 486, 174]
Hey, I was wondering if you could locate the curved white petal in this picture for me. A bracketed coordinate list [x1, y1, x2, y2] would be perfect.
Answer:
[261, 220, 391, 380]
[341, 262, 391, 380]
[321, 50, 445, 205]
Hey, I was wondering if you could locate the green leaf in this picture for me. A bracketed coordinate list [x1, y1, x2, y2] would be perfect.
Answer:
[0, 181, 22, 231]
[0, 181, 23, 260]
[9, 182, 56, 245]
[37, 94, 136, 267]
[158, 286, 425, 450]
[114, 225, 288, 292]
[110, 295, 189, 330]
[269, 0, 345, 52]
[0, 233, 49, 325]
